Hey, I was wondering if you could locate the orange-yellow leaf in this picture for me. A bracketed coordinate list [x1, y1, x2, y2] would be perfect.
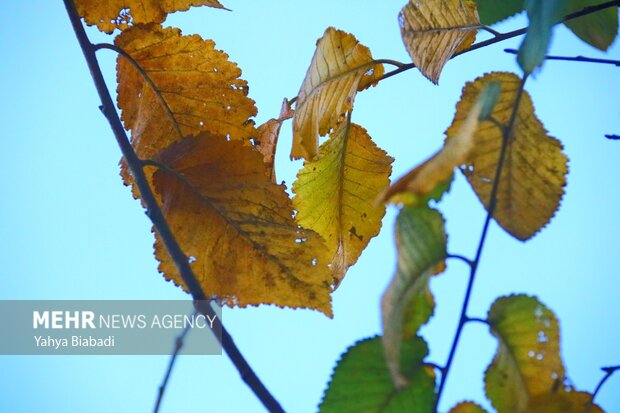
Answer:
[381, 81, 500, 204]
[445, 72, 568, 240]
[292, 27, 384, 160]
[116, 23, 257, 167]
[528, 390, 603, 413]
[448, 401, 489, 413]
[255, 99, 294, 182]
[399, 0, 480, 83]
[151, 135, 333, 315]
[75, 0, 226, 34]
[293, 121, 393, 287]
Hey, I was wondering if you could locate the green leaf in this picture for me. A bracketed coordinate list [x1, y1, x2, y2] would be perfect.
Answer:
[485, 295, 565, 413]
[320, 336, 436, 413]
[381, 206, 447, 388]
[564, 0, 619, 51]
[518, 0, 567, 74]
[475, 0, 525, 25]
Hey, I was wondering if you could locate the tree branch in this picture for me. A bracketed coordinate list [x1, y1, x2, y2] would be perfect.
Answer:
[434, 75, 529, 411]
[63, 2, 285, 412]
[154, 310, 196, 413]
[379, 0, 620, 82]
[586, 365, 620, 412]
[504, 48, 620, 66]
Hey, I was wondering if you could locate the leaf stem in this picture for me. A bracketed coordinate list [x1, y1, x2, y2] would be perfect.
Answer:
[586, 365, 620, 412]
[446, 253, 474, 267]
[63, 2, 285, 412]
[154, 310, 196, 413]
[379, 0, 620, 82]
[434, 75, 529, 411]
[504, 48, 620, 66]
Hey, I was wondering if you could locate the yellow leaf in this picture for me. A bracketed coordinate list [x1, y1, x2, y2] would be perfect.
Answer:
[293, 120, 393, 287]
[485, 295, 564, 413]
[381, 81, 500, 204]
[448, 401, 489, 413]
[399, 0, 480, 83]
[116, 23, 257, 166]
[445, 72, 568, 240]
[292, 27, 384, 160]
[75, 0, 226, 34]
[255, 99, 294, 182]
[151, 135, 333, 316]
[528, 390, 604, 413]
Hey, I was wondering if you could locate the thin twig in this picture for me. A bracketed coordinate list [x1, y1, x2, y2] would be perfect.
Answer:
[447, 253, 474, 267]
[464, 317, 489, 326]
[605, 134, 620, 140]
[434, 75, 529, 411]
[504, 48, 620, 66]
[154, 310, 196, 413]
[585, 365, 620, 412]
[63, 2, 284, 412]
[379, 0, 620, 82]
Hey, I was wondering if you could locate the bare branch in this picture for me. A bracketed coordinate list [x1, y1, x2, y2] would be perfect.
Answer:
[504, 48, 620, 66]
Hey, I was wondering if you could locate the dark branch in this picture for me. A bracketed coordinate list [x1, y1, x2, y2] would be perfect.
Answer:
[605, 134, 620, 140]
[154, 311, 196, 413]
[379, 0, 620, 82]
[464, 317, 490, 326]
[434, 75, 529, 411]
[587, 365, 620, 412]
[504, 48, 620, 66]
[447, 253, 474, 267]
[63, 2, 284, 412]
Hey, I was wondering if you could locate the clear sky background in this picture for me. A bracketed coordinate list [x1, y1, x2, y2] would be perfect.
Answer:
[0, 1, 618, 412]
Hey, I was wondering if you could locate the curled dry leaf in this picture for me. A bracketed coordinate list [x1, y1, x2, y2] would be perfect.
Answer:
[75, 0, 226, 34]
[151, 135, 333, 316]
[255, 99, 294, 182]
[446, 72, 568, 241]
[293, 120, 393, 288]
[380, 81, 500, 205]
[292, 27, 384, 160]
[399, 0, 480, 83]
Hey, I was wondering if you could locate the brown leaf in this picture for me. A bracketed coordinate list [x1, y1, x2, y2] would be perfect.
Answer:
[446, 72, 568, 240]
[116, 23, 257, 166]
[151, 134, 333, 315]
[255, 99, 294, 182]
[75, 0, 226, 34]
[399, 0, 480, 83]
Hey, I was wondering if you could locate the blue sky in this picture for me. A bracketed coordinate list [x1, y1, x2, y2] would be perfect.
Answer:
[0, 1, 618, 412]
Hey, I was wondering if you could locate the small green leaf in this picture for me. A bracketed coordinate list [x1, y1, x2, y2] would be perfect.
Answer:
[475, 0, 524, 25]
[518, 0, 568, 74]
[320, 336, 436, 413]
[478, 81, 502, 121]
[381, 206, 447, 388]
[564, 0, 618, 51]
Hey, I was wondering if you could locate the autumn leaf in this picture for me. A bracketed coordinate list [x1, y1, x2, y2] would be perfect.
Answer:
[528, 389, 603, 413]
[255, 99, 294, 182]
[564, 0, 619, 51]
[381, 81, 500, 204]
[448, 401, 489, 413]
[381, 206, 447, 388]
[320, 336, 436, 413]
[293, 119, 393, 287]
[75, 0, 226, 34]
[116, 23, 257, 168]
[485, 295, 564, 413]
[399, 0, 480, 84]
[445, 72, 568, 240]
[291, 27, 384, 160]
[475, 0, 524, 25]
[150, 135, 333, 315]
